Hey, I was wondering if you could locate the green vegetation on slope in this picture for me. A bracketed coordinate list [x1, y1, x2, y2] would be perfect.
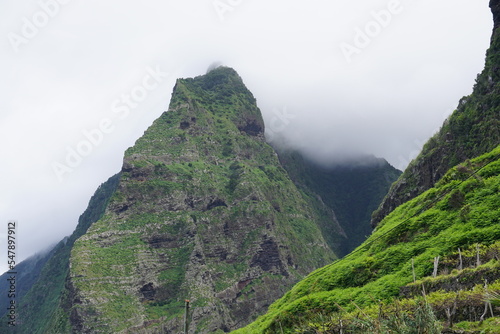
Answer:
[278, 150, 401, 255]
[234, 145, 500, 333]
[0, 174, 120, 334]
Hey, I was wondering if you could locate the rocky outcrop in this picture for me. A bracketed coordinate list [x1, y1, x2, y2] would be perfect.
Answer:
[371, 1, 500, 227]
[371, 146, 453, 227]
[491, 0, 500, 30]
[66, 67, 338, 333]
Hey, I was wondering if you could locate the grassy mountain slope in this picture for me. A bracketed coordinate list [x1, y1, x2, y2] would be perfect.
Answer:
[371, 0, 500, 227]
[234, 145, 500, 333]
[0, 174, 120, 334]
[64, 67, 338, 333]
[278, 151, 401, 255]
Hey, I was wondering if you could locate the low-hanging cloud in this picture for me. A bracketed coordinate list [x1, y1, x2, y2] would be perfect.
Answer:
[0, 0, 493, 273]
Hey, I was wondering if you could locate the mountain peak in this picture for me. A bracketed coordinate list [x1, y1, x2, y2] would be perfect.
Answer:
[198, 65, 240, 79]
[64, 68, 337, 333]
[181, 66, 245, 93]
[171, 67, 265, 138]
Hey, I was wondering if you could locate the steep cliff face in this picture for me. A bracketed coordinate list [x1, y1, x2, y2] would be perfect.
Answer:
[277, 150, 401, 255]
[66, 67, 337, 333]
[371, 0, 500, 227]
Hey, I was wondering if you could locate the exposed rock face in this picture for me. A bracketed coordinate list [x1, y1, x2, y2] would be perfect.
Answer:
[67, 67, 337, 333]
[371, 2, 500, 227]
[371, 147, 454, 227]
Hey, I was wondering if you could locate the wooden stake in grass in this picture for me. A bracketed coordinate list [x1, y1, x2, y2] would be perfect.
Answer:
[412, 258, 416, 283]
[481, 282, 489, 322]
[422, 283, 427, 298]
[432, 256, 440, 278]
[476, 244, 482, 267]
[458, 248, 463, 271]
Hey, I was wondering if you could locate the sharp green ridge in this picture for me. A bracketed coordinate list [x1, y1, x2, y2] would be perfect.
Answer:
[65, 67, 339, 333]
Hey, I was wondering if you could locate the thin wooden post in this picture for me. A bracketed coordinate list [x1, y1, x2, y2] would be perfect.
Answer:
[412, 258, 416, 283]
[481, 281, 489, 321]
[433, 256, 440, 278]
[458, 248, 463, 271]
[476, 244, 482, 267]
[184, 299, 190, 334]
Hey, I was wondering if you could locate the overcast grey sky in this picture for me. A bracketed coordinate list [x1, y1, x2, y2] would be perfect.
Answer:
[0, 0, 493, 273]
